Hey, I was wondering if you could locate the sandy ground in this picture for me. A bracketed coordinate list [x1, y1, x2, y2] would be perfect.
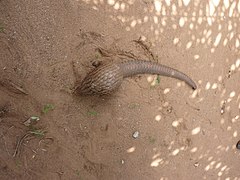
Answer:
[0, 0, 240, 179]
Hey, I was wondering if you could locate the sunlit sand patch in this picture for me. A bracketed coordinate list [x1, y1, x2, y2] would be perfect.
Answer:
[190, 147, 198, 153]
[214, 33, 222, 47]
[155, 115, 161, 121]
[183, 0, 190, 6]
[127, 146, 136, 153]
[151, 158, 163, 167]
[191, 127, 201, 135]
[171, 148, 180, 156]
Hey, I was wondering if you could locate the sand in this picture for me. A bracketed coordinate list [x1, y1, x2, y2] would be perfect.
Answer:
[0, 0, 240, 179]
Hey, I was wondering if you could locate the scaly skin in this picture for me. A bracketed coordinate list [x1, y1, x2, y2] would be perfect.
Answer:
[75, 60, 197, 95]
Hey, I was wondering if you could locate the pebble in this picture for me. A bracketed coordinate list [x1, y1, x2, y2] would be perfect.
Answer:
[194, 162, 199, 167]
[236, 141, 240, 149]
[132, 131, 139, 139]
[23, 116, 40, 126]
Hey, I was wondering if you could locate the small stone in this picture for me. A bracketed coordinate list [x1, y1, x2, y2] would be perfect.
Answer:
[121, 160, 124, 164]
[167, 108, 172, 113]
[220, 101, 226, 114]
[194, 162, 199, 167]
[23, 116, 40, 126]
[236, 141, 240, 149]
[132, 131, 139, 139]
[220, 109, 224, 114]
[92, 60, 101, 67]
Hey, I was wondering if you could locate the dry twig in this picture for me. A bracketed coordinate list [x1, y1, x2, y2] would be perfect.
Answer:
[13, 133, 31, 157]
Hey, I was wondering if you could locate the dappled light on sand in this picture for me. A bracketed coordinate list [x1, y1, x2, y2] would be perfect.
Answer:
[65, 0, 240, 178]
[78, 0, 240, 178]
